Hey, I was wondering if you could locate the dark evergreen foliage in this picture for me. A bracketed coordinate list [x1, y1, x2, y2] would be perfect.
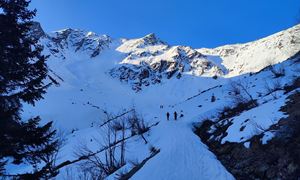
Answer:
[0, 0, 59, 178]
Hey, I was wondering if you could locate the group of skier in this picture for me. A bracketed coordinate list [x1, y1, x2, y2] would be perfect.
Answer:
[166, 111, 183, 121]
[160, 105, 183, 121]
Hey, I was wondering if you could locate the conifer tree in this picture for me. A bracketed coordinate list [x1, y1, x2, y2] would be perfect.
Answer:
[0, 0, 59, 178]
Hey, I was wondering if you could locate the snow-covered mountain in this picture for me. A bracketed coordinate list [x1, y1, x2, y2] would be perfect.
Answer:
[35, 25, 228, 91]
[14, 23, 300, 179]
[37, 22, 300, 91]
[198, 24, 300, 76]
[111, 34, 225, 91]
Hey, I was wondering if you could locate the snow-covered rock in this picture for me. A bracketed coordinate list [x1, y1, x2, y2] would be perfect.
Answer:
[44, 28, 112, 59]
[112, 35, 226, 90]
[198, 24, 300, 76]
[111, 45, 225, 90]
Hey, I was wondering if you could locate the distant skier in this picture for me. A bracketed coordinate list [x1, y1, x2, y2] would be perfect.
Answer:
[174, 111, 178, 121]
[180, 110, 184, 118]
[166, 112, 170, 121]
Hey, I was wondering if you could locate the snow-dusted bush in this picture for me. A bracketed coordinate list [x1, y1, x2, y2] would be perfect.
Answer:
[228, 80, 255, 105]
[127, 110, 149, 144]
[264, 79, 283, 99]
[75, 115, 127, 179]
[270, 64, 286, 78]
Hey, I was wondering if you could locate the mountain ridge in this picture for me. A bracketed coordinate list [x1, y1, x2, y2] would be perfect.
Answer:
[198, 24, 300, 76]
[33, 23, 300, 92]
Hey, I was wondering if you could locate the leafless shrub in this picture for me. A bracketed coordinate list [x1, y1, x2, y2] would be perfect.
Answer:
[72, 109, 152, 179]
[228, 80, 254, 105]
[283, 77, 300, 93]
[250, 120, 266, 133]
[264, 79, 283, 99]
[111, 120, 124, 131]
[127, 109, 149, 144]
[103, 120, 126, 173]
[270, 64, 285, 78]
[75, 115, 127, 179]
[218, 101, 257, 121]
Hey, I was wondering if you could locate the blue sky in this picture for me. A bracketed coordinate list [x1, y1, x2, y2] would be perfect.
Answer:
[30, 0, 300, 48]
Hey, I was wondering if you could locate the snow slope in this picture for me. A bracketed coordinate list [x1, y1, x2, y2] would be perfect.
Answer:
[130, 121, 233, 180]
[198, 24, 300, 76]
[12, 23, 300, 179]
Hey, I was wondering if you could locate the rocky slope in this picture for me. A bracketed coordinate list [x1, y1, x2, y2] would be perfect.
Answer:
[44, 29, 111, 59]
[111, 34, 225, 91]
[36, 26, 228, 91]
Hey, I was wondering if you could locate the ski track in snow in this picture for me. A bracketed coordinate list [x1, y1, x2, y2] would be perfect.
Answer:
[131, 121, 234, 180]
